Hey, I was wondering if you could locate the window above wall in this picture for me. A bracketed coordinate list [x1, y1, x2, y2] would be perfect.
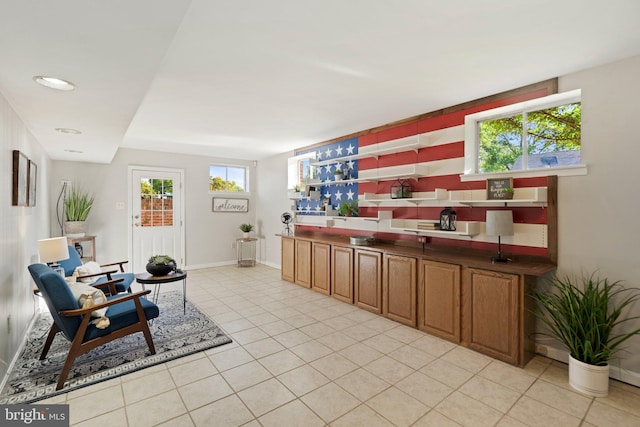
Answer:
[209, 165, 248, 193]
[463, 89, 586, 180]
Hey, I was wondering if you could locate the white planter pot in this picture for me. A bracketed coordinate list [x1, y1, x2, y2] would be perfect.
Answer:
[242, 232, 250, 239]
[569, 354, 609, 397]
[64, 221, 87, 237]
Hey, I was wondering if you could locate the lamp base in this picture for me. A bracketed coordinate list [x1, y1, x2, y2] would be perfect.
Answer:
[491, 256, 510, 263]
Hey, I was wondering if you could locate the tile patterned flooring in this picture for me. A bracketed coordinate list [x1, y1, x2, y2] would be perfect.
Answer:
[37, 264, 640, 426]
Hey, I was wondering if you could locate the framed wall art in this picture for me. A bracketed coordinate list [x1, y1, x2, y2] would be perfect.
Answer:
[212, 197, 249, 212]
[12, 150, 28, 206]
[27, 159, 37, 207]
[486, 177, 513, 200]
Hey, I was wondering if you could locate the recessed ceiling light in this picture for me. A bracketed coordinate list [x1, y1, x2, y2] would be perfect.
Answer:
[33, 76, 76, 91]
[64, 149, 83, 154]
[55, 127, 82, 134]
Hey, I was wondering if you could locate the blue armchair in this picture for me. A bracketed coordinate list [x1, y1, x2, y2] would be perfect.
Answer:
[58, 245, 134, 294]
[28, 263, 159, 390]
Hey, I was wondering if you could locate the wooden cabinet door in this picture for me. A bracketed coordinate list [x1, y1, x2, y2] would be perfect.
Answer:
[383, 254, 417, 327]
[294, 239, 312, 288]
[281, 237, 295, 282]
[331, 246, 353, 303]
[418, 260, 461, 343]
[354, 249, 382, 313]
[463, 268, 520, 365]
[311, 242, 330, 295]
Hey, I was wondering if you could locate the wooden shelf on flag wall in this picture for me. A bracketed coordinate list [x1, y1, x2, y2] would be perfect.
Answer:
[389, 219, 481, 238]
[359, 189, 449, 206]
[448, 187, 548, 207]
[310, 134, 424, 167]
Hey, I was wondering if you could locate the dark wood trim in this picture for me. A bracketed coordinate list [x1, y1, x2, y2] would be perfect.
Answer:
[296, 78, 558, 153]
[546, 175, 558, 264]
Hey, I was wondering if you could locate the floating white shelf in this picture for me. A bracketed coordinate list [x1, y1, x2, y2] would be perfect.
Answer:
[311, 134, 423, 167]
[359, 189, 448, 206]
[448, 187, 548, 207]
[332, 210, 393, 223]
[389, 219, 481, 238]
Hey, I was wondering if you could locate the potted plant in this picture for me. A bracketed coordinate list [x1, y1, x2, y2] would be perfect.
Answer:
[337, 200, 358, 217]
[531, 272, 640, 397]
[146, 255, 177, 276]
[333, 169, 344, 181]
[239, 223, 254, 238]
[502, 188, 515, 199]
[64, 184, 95, 237]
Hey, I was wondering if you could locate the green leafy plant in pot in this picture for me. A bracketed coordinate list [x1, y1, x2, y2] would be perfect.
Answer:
[531, 272, 640, 397]
[337, 200, 358, 217]
[146, 255, 177, 276]
[64, 184, 95, 237]
[239, 223, 254, 238]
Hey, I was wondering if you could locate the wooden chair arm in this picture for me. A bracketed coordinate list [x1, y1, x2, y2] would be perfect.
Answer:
[76, 269, 118, 280]
[59, 289, 152, 317]
[90, 278, 124, 296]
[100, 260, 129, 273]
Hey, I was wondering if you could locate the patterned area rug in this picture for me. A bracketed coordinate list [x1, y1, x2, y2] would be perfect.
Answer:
[0, 291, 231, 404]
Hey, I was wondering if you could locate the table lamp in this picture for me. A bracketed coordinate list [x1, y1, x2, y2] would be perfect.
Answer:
[38, 237, 70, 276]
[486, 210, 513, 263]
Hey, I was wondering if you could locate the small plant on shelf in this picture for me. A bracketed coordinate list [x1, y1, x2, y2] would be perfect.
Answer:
[337, 200, 358, 217]
[502, 188, 515, 199]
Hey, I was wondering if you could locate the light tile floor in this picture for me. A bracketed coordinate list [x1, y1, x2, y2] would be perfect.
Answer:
[38, 264, 640, 426]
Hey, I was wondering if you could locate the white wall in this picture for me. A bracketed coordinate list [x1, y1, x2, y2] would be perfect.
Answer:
[0, 91, 50, 381]
[551, 55, 640, 383]
[49, 148, 257, 269]
[255, 151, 293, 269]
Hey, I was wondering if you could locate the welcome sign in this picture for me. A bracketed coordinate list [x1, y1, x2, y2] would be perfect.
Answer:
[212, 198, 249, 212]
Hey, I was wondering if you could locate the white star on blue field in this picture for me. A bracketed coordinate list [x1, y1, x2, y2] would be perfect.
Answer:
[295, 138, 358, 215]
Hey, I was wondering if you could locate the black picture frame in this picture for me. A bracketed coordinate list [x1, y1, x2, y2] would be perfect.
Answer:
[486, 177, 513, 200]
[27, 159, 37, 207]
[12, 150, 28, 206]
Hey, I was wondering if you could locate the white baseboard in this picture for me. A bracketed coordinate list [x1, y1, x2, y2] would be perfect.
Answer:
[535, 343, 640, 387]
[0, 310, 42, 393]
[184, 260, 236, 270]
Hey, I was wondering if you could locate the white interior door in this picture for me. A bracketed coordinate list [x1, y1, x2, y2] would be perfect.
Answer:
[130, 167, 184, 272]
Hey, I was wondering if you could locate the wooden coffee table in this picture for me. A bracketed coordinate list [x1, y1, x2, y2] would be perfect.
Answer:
[135, 271, 187, 314]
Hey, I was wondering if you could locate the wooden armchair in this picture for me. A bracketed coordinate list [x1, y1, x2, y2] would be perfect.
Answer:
[28, 263, 160, 390]
[58, 245, 134, 293]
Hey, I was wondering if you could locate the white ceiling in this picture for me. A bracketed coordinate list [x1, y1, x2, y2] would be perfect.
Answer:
[1, 0, 640, 164]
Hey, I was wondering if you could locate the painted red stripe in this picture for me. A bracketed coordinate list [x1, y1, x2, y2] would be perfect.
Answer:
[359, 134, 377, 147]
[377, 122, 418, 143]
[358, 142, 464, 172]
[416, 88, 550, 133]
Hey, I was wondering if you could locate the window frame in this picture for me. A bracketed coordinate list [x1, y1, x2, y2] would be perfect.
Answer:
[209, 164, 250, 194]
[462, 89, 586, 181]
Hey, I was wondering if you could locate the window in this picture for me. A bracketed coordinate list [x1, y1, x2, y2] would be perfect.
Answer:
[464, 89, 585, 179]
[140, 178, 173, 227]
[287, 152, 317, 190]
[210, 165, 248, 192]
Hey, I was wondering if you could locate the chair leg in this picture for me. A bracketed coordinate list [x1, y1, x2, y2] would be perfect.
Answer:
[40, 323, 61, 360]
[56, 339, 83, 390]
[141, 321, 156, 355]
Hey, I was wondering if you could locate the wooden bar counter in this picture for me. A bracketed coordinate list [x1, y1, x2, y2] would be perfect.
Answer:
[280, 231, 556, 368]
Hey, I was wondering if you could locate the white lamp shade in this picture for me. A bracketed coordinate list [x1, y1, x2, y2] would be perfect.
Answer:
[486, 210, 514, 237]
[38, 237, 70, 264]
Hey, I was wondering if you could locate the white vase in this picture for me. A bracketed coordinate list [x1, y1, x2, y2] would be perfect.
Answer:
[64, 221, 87, 237]
[243, 232, 250, 239]
[569, 354, 609, 397]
